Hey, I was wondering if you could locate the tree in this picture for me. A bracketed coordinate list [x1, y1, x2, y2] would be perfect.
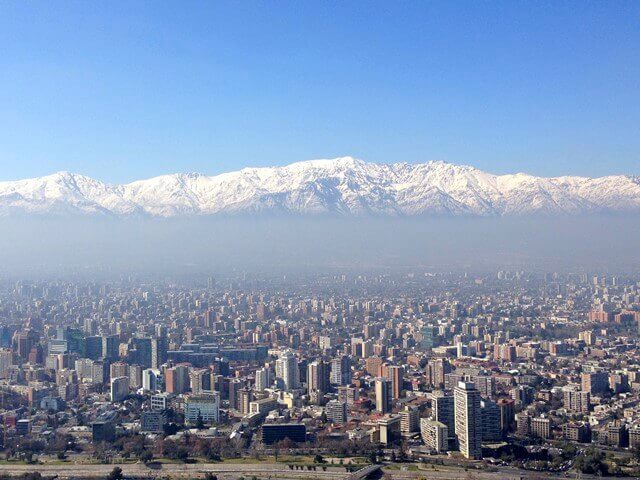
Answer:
[195, 413, 205, 430]
[106, 467, 123, 480]
[140, 450, 153, 464]
[574, 449, 608, 476]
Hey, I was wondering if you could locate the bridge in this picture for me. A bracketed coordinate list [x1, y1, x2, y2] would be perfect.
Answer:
[347, 464, 382, 480]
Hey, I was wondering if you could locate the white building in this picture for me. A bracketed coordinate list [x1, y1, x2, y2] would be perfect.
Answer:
[184, 393, 220, 424]
[454, 381, 482, 459]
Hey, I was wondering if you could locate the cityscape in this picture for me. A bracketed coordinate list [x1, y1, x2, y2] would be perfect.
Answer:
[1, 1, 639, 479]
[0, 271, 638, 478]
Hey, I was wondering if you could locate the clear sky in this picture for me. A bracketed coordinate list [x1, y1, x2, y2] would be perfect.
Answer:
[0, 1, 638, 183]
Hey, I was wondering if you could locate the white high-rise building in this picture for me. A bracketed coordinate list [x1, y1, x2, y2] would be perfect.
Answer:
[330, 355, 351, 386]
[375, 377, 392, 413]
[454, 381, 482, 459]
[255, 367, 271, 391]
[275, 351, 299, 391]
[142, 368, 162, 392]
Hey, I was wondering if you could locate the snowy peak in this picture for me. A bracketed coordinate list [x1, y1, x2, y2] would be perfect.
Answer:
[1, 158, 639, 217]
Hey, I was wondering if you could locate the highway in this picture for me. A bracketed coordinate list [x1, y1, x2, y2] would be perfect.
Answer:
[0, 462, 349, 479]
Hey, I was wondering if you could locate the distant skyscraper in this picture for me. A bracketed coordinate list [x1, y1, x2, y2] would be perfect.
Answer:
[432, 390, 455, 442]
[255, 367, 271, 391]
[454, 381, 482, 459]
[275, 351, 299, 391]
[110, 376, 129, 402]
[307, 360, 330, 397]
[142, 368, 161, 392]
[385, 365, 404, 399]
[375, 377, 392, 413]
[325, 400, 347, 424]
[330, 355, 351, 386]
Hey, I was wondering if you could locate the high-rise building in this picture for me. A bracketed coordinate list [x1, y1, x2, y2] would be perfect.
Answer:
[563, 388, 590, 414]
[385, 365, 404, 399]
[497, 398, 515, 434]
[110, 361, 129, 380]
[165, 365, 190, 394]
[375, 377, 392, 413]
[110, 376, 129, 402]
[255, 367, 271, 391]
[454, 381, 482, 459]
[432, 390, 455, 442]
[400, 405, 419, 434]
[325, 400, 347, 424]
[421, 419, 448, 453]
[307, 360, 330, 397]
[102, 335, 119, 360]
[581, 372, 609, 395]
[338, 386, 359, 405]
[275, 351, 299, 391]
[330, 355, 351, 386]
[480, 399, 502, 442]
[142, 368, 161, 392]
[426, 357, 451, 388]
[129, 364, 143, 389]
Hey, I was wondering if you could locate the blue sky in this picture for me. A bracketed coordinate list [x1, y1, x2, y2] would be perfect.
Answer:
[0, 1, 638, 183]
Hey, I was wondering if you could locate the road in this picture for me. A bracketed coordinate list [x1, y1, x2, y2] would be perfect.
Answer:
[0, 462, 626, 480]
[0, 462, 348, 479]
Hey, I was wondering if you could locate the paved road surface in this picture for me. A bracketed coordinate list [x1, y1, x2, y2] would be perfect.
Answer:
[0, 462, 348, 479]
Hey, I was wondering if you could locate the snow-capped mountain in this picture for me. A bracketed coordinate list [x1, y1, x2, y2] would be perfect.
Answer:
[0, 157, 639, 217]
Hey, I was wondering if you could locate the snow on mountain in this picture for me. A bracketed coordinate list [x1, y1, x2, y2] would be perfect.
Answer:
[1, 157, 639, 217]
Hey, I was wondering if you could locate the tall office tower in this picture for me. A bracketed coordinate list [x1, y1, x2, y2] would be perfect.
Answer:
[165, 365, 190, 394]
[152, 327, 168, 368]
[228, 379, 243, 410]
[275, 351, 299, 391]
[432, 390, 455, 442]
[420, 324, 436, 349]
[131, 337, 153, 369]
[581, 371, 609, 395]
[454, 381, 482, 460]
[385, 365, 404, 399]
[142, 368, 161, 392]
[255, 367, 271, 392]
[83, 318, 97, 336]
[330, 355, 351, 386]
[238, 387, 253, 415]
[129, 364, 143, 389]
[85, 336, 103, 360]
[307, 360, 330, 396]
[480, 399, 502, 441]
[109, 361, 129, 380]
[400, 406, 419, 434]
[0, 349, 13, 378]
[497, 398, 515, 434]
[375, 377, 392, 413]
[325, 400, 348, 424]
[102, 335, 120, 360]
[338, 386, 359, 405]
[190, 369, 211, 394]
[426, 357, 451, 388]
[110, 376, 130, 403]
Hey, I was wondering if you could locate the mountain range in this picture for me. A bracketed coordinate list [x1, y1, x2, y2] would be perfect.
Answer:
[0, 157, 639, 217]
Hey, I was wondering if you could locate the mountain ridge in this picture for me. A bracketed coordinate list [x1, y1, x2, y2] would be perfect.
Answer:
[0, 157, 639, 217]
